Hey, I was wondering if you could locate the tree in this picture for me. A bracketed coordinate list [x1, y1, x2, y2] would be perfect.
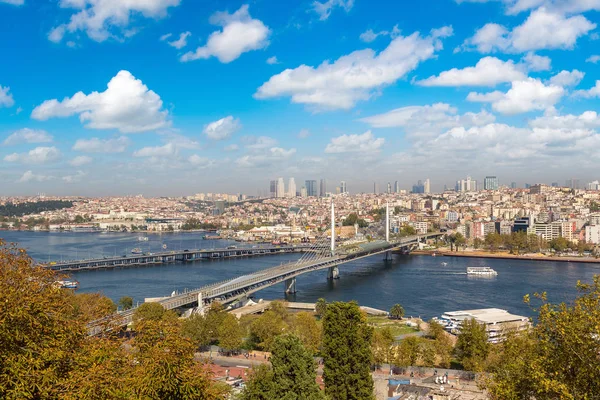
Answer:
[118, 296, 133, 311]
[315, 298, 327, 318]
[372, 328, 395, 366]
[217, 313, 243, 351]
[133, 302, 167, 323]
[240, 364, 275, 400]
[249, 310, 288, 351]
[427, 320, 453, 368]
[270, 334, 325, 400]
[485, 277, 600, 399]
[291, 312, 322, 354]
[473, 237, 484, 249]
[454, 318, 490, 372]
[68, 292, 117, 322]
[389, 304, 405, 320]
[549, 237, 570, 253]
[454, 232, 467, 251]
[396, 336, 422, 366]
[485, 232, 503, 252]
[322, 301, 374, 400]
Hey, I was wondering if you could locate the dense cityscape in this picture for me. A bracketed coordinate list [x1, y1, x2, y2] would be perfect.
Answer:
[3, 0, 600, 398]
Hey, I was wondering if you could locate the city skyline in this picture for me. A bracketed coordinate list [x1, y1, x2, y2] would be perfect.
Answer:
[1, 1, 600, 196]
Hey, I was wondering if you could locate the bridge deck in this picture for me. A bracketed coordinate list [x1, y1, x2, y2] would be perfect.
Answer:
[89, 233, 441, 334]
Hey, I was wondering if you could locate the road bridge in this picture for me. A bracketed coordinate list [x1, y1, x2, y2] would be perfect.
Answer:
[88, 203, 442, 334]
[45, 245, 312, 271]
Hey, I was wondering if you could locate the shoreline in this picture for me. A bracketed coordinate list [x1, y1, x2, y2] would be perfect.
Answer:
[412, 250, 600, 264]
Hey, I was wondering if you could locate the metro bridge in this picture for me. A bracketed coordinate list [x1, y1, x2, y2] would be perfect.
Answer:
[89, 203, 442, 334]
[45, 245, 312, 271]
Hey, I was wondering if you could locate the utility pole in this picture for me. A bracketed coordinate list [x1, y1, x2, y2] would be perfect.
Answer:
[331, 199, 335, 256]
[386, 202, 390, 242]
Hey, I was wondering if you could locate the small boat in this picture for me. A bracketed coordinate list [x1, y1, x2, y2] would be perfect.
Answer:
[138, 236, 149, 241]
[131, 247, 143, 254]
[56, 280, 79, 289]
[467, 266, 498, 276]
[441, 262, 448, 266]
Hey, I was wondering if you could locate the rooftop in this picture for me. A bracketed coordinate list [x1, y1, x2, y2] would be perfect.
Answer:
[443, 308, 529, 324]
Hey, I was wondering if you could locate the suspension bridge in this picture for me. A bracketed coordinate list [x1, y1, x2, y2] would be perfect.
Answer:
[89, 202, 442, 334]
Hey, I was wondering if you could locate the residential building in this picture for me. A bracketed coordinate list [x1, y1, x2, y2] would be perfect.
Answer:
[585, 225, 600, 244]
[287, 178, 296, 198]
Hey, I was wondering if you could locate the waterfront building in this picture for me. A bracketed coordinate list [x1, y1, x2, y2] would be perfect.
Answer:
[441, 308, 530, 343]
[276, 178, 285, 198]
[512, 217, 531, 233]
[305, 180, 317, 197]
[288, 178, 296, 198]
[484, 176, 499, 191]
[319, 179, 327, 197]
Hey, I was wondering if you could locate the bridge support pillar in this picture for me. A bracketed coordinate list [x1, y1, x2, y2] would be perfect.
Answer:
[285, 278, 297, 294]
[327, 265, 339, 280]
[384, 251, 391, 261]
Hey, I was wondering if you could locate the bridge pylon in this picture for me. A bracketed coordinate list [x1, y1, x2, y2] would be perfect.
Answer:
[327, 265, 339, 280]
[285, 277, 297, 294]
[386, 202, 390, 242]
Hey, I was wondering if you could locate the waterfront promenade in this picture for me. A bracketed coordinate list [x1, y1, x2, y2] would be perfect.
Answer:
[415, 249, 600, 264]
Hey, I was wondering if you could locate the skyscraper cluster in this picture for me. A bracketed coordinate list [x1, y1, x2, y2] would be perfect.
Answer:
[269, 178, 347, 198]
[412, 179, 431, 194]
[456, 176, 477, 192]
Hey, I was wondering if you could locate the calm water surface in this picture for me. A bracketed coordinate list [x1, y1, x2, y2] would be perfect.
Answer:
[2, 231, 599, 319]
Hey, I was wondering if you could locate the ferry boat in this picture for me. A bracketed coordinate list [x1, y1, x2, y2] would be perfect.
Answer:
[138, 236, 149, 241]
[56, 280, 79, 289]
[467, 266, 498, 276]
[131, 247, 143, 254]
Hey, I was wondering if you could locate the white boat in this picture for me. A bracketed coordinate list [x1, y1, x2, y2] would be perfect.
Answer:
[467, 266, 498, 276]
[56, 280, 79, 289]
[441, 262, 448, 266]
[138, 236, 149, 241]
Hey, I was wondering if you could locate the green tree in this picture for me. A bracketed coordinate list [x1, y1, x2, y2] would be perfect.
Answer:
[315, 298, 327, 318]
[181, 314, 211, 348]
[473, 237, 484, 249]
[217, 313, 243, 351]
[133, 302, 167, 323]
[240, 364, 275, 400]
[454, 232, 467, 251]
[485, 232, 503, 252]
[270, 334, 325, 400]
[454, 318, 490, 372]
[389, 304, 405, 319]
[427, 320, 453, 368]
[549, 236, 570, 253]
[322, 301, 374, 400]
[118, 296, 133, 310]
[249, 310, 288, 351]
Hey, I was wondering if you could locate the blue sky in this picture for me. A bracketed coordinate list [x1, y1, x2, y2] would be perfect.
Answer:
[1, 0, 599, 196]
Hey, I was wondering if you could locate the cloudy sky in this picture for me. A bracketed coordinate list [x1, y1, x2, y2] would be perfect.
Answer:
[1, 0, 599, 196]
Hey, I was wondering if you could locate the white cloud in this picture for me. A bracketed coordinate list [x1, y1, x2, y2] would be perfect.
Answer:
[522, 52, 551, 71]
[359, 25, 401, 43]
[586, 55, 600, 63]
[160, 33, 172, 41]
[574, 80, 600, 98]
[164, 31, 190, 49]
[548, 69, 585, 87]
[456, 0, 600, 15]
[266, 56, 279, 65]
[69, 155, 92, 166]
[4, 146, 62, 164]
[72, 136, 130, 153]
[417, 57, 526, 87]
[255, 27, 452, 110]
[467, 78, 564, 114]
[62, 170, 87, 183]
[3, 128, 53, 145]
[133, 143, 176, 157]
[48, 0, 181, 43]
[235, 146, 296, 167]
[325, 130, 385, 153]
[203, 116, 241, 140]
[360, 103, 495, 138]
[188, 155, 214, 168]
[461, 7, 596, 53]
[31, 70, 169, 133]
[18, 171, 54, 183]
[312, 0, 353, 20]
[243, 136, 277, 150]
[0, 0, 24, 5]
[0, 85, 14, 108]
[530, 110, 600, 129]
[298, 129, 310, 139]
[224, 144, 239, 151]
[180, 5, 270, 63]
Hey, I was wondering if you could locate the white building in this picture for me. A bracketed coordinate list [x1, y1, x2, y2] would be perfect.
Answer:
[424, 178, 431, 194]
[585, 225, 600, 244]
[288, 178, 296, 198]
[277, 177, 285, 198]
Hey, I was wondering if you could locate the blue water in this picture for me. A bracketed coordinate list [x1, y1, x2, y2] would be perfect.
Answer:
[2, 231, 598, 319]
